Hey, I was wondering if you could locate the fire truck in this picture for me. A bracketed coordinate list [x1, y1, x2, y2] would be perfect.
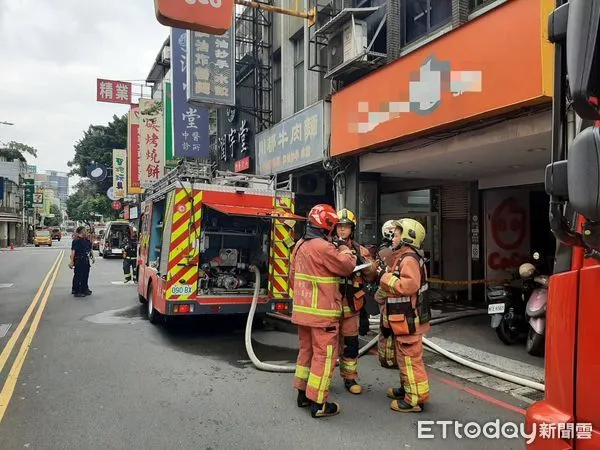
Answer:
[136, 160, 304, 324]
[526, 1, 600, 448]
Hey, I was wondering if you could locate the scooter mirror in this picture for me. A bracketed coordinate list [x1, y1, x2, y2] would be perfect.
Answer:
[533, 252, 540, 260]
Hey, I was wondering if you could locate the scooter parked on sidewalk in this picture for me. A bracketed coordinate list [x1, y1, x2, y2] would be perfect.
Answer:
[487, 272, 528, 345]
[521, 252, 549, 357]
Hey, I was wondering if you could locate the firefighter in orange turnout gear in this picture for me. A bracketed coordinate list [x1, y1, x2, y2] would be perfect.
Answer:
[334, 209, 376, 394]
[290, 204, 357, 418]
[375, 220, 398, 369]
[375, 218, 431, 413]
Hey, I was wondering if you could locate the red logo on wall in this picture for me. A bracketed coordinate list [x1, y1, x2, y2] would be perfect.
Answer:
[488, 197, 528, 271]
[234, 156, 250, 173]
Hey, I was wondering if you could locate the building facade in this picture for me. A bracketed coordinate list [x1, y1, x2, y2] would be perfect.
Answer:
[0, 158, 27, 247]
[326, 0, 554, 299]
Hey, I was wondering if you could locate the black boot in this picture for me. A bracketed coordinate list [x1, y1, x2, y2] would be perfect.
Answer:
[344, 379, 362, 394]
[296, 390, 310, 408]
[387, 387, 425, 410]
[310, 401, 341, 418]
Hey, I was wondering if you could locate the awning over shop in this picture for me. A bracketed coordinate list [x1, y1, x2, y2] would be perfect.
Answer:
[0, 214, 19, 223]
[203, 203, 306, 221]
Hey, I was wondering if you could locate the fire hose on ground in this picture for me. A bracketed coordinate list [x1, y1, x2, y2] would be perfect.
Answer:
[244, 265, 545, 392]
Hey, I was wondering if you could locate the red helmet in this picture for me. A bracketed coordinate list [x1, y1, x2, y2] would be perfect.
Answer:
[307, 204, 339, 232]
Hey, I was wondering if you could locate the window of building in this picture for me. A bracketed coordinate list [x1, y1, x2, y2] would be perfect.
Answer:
[469, 0, 498, 12]
[293, 36, 304, 113]
[403, 0, 452, 45]
[272, 53, 282, 123]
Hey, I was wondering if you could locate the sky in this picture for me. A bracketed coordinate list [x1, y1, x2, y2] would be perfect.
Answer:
[0, 0, 169, 191]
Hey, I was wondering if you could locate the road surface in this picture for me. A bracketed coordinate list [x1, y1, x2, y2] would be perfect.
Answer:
[0, 239, 535, 449]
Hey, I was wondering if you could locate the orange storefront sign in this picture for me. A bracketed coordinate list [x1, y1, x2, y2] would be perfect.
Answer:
[154, 0, 234, 35]
[331, 0, 554, 157]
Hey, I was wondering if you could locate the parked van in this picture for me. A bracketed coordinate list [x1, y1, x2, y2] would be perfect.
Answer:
[99, 221, 133, 258]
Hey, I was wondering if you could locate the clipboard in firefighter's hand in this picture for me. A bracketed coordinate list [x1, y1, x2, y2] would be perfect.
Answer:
[353, 262, 372, 273]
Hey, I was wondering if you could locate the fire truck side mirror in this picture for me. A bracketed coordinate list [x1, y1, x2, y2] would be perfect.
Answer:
[566, 0, 600, 120]
[567, 126, 600, 221]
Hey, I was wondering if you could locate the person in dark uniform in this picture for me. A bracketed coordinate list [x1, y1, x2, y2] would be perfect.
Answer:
[122, 228, 138, 283]
[69, 226, 93, 297]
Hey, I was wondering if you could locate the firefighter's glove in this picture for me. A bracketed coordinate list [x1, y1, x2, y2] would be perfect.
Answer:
[376, 261, 387, 283]
[359, 308, 370, 336]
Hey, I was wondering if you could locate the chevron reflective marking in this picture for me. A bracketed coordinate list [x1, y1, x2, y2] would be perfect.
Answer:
[166, 189, 203, 300]
[268, 195, 294, 299]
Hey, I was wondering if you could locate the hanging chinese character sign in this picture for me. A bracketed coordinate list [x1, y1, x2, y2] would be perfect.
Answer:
[127, 105, 143, 194]
[96, 79, 132, 104]
[155, 0, 234, 35]
[186, 27, 235, 107]
[163, 81, 174, 163]
[139, 98, 165, 188]
[256, 100, 329, 176]
[170, 28, 210, 159]
[112, 149, 127, 198]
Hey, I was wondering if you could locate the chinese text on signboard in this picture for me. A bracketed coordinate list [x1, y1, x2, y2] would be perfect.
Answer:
[139, 99, 165, 188]
[186, 28, 235, 107]
[96, 79, 132, 104]
[219, 119, 250, 163]
[171, 28, 210, 159]
[24, 176, 34, 208]
[255, 101, 326, 175]
[112, 149, 127, 198]
[127, 105, 142, 194]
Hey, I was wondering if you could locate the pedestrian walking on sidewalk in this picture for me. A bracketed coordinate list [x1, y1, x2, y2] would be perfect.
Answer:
[69, 226, 93, 297]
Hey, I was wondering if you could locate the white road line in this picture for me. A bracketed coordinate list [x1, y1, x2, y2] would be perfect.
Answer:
[0, 284, 14, 289]
[0, 324, 11, 339]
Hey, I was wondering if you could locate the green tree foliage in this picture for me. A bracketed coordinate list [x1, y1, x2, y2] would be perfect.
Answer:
[0, 141, 38, 162]
[67, 114, 128, 223]
[67, 114, 127, 192]
[43, 204, 63, 227]
[66, 180, 118, 224]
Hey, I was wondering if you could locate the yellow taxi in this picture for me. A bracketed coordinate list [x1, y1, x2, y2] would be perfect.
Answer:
[34, 229, 52, 247]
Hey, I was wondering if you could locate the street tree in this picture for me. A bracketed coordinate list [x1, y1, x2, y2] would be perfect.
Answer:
[66, 180, 117, 224]
[43, 204, 63, 227]
[0, 141, 38, 162]
[67, 114, 127, 192]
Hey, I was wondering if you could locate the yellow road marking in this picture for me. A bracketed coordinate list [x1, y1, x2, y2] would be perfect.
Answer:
[0, 250, 64, 423]
[0, 251, 62, 375]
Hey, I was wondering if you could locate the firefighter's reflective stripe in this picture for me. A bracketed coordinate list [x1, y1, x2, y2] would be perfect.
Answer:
[404, 355, 430, 405]
[268, 195, 295, 299]
[295, 364, 310, 381]
[388, 296, 411, 303]
[294, 273, 341, 317]
[307, 344, 334, 404]
[166, 188, 203, 300]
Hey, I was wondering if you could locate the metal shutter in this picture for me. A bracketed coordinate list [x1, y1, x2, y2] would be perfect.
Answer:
[441, 183, 469, 219]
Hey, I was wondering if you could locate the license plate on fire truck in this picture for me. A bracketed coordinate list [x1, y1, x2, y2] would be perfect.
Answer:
[169, 285, 194, 296]
[488, 303, 505, 314]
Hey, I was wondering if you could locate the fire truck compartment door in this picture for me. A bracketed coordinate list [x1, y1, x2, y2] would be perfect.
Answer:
[203, 203, 305, 221]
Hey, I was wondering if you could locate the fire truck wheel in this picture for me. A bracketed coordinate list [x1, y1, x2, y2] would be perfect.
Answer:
[146, 284, 161, 325]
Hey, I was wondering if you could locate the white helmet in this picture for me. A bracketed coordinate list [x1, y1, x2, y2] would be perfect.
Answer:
[519, 263, 536, 279]
[382, 220, 396, 240]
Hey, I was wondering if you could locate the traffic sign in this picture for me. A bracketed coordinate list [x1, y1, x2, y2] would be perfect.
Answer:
[112, 200, 121, 210]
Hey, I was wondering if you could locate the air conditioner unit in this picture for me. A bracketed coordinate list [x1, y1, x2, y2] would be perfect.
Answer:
[296, 173, 326, 196]
[327, 18, 367, 72]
